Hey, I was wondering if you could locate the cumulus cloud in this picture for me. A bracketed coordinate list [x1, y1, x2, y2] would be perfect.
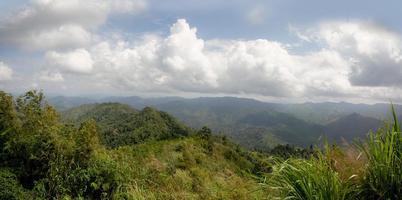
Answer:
[0, 0, 147, 50]
[306, 21, 402, 87]
[80, 19, 299, 96]
[47, 19, 349, 98]
[20, 25, 91, 50]
[6, 17, 402, 102]
[0, 62, 13, 81]
[75, 19, 402, 101]
[283, 21, 402, 102]
[45, 49, 94, 74]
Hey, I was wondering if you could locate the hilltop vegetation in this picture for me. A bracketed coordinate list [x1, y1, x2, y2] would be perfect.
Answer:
[0, 91, 271, 199]
[62, 103, 190, 148]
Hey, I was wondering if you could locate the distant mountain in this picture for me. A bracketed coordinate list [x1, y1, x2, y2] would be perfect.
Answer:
[155, 97, 275, 128]
[49, 95, 402, 123]
[323, 113, 382, 143]
[47, 96, 96, 111]
[275, 102, 402, 124]
[152, 97, 315, 147]
[52, 96, 393, 149]
[151, 98, 387, 147]
[237, 111, 324, 147]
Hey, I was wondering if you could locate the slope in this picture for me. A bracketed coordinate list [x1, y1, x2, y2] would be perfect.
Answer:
[106, 135, 272, 199]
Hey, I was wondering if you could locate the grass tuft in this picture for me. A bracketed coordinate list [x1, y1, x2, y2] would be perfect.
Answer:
[269, 146, 358, 200]
[356, 105, 402, 199]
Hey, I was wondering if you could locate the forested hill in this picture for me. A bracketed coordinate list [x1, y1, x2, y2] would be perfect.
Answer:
[0, 91, 272, 199]
[61, 103, 190, 147]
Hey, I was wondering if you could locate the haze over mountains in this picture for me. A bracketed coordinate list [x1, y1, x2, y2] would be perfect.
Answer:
[48, 95, 392, 149]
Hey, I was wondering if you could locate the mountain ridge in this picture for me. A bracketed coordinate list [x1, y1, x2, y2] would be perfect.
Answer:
[60, 101, 384, 150]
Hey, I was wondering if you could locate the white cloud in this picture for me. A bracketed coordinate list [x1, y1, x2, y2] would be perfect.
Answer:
[0, 62, 13, 81]
[160, 19, 218, 89]
[45, 49, 94, 74]
[20, 24, 92, 50]
[0, 0, 147, 50]
[76, 19, 402, 101]
[317, 21, 402, 87]
[56, 19, 342, 97]
[6, 18, 402, 102]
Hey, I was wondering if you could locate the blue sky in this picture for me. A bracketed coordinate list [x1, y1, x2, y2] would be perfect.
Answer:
[114, 0, 402, 39]
[1, 0, 402, 103]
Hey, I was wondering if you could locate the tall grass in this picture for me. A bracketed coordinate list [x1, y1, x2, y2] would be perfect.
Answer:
[269, 105, 402, 199]
[269, 148, 358, 200]
[356, 106, 402, 199]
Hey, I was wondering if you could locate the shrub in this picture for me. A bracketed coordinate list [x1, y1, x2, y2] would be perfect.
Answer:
[0, 168, 29, 200]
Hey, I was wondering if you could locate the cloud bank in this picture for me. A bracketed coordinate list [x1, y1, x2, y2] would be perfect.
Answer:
[38, 19, 402, 102]
[0, 0, 147, 50]
[1, 0, 402, 102]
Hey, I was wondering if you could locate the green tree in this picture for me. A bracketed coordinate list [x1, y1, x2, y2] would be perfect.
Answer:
[0, 91, 19, 164]
[4, 90, 60, 188]
[198, 126, 212, 140]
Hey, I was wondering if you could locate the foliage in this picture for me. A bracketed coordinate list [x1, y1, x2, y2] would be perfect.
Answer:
[0, 168, 30, 200]
[356, 106, 402, 199]
[62, 103, 191, 147]
[269, 144, 315, 159]
[0, 90, 270, 199]
[268, 106, 402, 200]
[269, 145, 359, 200]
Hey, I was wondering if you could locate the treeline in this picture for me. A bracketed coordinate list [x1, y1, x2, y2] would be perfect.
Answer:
[0, 90, 118, 198]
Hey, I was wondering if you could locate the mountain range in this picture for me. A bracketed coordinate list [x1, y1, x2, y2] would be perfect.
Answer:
[49, 96, 391, 149]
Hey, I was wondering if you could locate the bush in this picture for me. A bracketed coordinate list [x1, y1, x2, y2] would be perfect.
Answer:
[0, 168, 29, 200]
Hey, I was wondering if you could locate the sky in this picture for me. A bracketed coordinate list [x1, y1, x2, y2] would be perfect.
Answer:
[1, 0, 402, 103]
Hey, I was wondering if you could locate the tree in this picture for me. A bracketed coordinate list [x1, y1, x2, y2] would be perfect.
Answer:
[198, 126, 212, 140]
[4, 90, 60, 188]
[0, 91, 19, 164]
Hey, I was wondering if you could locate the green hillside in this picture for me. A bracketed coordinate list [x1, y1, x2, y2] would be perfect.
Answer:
[0, 91, 271, 199]
[62, 103, 191, 148]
